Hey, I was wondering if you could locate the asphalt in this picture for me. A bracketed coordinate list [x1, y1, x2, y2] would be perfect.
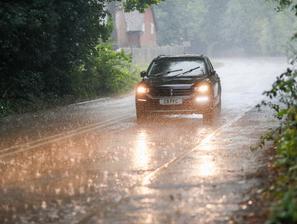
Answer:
[0, 57, 287, 224]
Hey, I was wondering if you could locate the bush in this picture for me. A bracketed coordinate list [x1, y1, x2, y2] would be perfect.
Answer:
[71, 44, 140, 99]
[260, 66, 297, 224]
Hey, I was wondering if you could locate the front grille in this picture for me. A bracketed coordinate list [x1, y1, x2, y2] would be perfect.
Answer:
[151, 88, 192, 97]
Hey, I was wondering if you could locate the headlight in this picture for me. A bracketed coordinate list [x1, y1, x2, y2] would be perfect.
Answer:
[137, 85, 149, 94]
[194, 84, 210, 93]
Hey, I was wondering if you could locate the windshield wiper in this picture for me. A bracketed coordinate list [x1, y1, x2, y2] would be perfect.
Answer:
[151, 69, 183, 78]
[169, 66, 201, 79]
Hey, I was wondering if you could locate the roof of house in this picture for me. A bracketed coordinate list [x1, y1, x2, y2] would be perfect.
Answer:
[124, 11, 144, 32]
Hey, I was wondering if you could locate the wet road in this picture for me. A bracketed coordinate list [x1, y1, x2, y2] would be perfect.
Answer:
[0, 58, 287, 223]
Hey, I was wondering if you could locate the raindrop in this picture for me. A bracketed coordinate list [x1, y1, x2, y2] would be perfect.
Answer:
[103, 171, 108, 181]
[79, 186, 85, 194]
[114, 195, 122, 203]
[240, 204, 247, 210]
[41, 201, 47, 209]
[56, 200, 62, 206]
[68, 183, 75, 196]
[206, 204, 212, 209]
[55, 188, 61, 195]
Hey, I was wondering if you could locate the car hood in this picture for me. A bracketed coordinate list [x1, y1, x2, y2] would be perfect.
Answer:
[145, 76, 208, 88]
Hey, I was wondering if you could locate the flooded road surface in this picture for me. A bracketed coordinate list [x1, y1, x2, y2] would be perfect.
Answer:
[0, 58, 286, 223]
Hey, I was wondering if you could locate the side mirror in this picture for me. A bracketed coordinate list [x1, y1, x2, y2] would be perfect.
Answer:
[140, 71, 147, 78]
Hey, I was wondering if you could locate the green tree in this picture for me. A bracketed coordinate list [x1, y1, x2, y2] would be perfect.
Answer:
[0, 0, 112, 100]
[154, 0, 295, 55]
[0, 0, 162, 115]
[258, 1, 297, 223]
[125, 0, 164, 11]
[154, 0, 206, 48]
[222, 0, 295, 55]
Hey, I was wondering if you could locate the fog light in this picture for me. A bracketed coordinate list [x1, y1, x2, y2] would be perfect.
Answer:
[195, 96, 209, 103]
[137, 99, 147, 102]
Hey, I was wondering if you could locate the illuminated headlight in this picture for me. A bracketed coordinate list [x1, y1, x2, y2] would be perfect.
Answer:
[194, 84, 210, 93]
[137, 86, 149, 94]
[195, 96, 209, 103]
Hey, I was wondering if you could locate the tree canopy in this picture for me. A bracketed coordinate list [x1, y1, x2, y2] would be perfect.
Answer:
[154, 0, 296, 55]
[1, 0, 296, 116]
[0, 0, 162, 113]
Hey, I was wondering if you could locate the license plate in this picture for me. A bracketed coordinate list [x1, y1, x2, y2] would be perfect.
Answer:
[160, 97, 183, 105]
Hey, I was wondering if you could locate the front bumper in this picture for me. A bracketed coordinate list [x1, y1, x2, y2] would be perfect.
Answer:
[136, 94, 214, 114]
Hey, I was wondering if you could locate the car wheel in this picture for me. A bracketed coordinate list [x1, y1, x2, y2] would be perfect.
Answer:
[136, 104, 148, 122]
[203, 110, 215, 122]
[203, 100, 221, 122]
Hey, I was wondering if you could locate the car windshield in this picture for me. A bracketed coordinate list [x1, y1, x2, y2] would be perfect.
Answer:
[148, 58, 206, 78]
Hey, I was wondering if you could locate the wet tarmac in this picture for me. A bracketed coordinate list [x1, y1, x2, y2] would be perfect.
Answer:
[0, 58, 287, 223]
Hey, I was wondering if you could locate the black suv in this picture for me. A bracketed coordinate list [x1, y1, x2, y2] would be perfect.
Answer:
[135, 55, 221, 121]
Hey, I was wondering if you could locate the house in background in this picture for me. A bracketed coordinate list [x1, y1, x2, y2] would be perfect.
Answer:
[109, 3, 157, 48]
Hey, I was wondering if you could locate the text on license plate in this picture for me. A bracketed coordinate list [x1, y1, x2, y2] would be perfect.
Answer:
[160, 98, 183, 105]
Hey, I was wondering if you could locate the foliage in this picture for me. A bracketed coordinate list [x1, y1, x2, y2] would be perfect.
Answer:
[124, 0, 164, 12]
[0, 0, 110, 116]
[271, 0, 297, 15]
[259, 46, 297, 224]
[154, 0, 296, 55]
[154, 0, 206, 46]
[0, 0, 160, 117]
[269, 0, 297, 40]
[72, 44, 139, 98]
[258, 63, 297, 223]
[268, 190, 297, 224]
[0, 0, 111, 98]
[261, 68, 297, 160]
[255, 2, 297, 222]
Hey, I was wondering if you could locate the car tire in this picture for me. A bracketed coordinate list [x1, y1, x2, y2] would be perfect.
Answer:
[203, 99, 221, 122]
[203, 110, 215, 122]
[136, 104, 148, 122]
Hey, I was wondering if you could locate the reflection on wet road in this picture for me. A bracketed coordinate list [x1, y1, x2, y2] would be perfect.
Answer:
[134, 130, 151, 170]
[0, 58, 286, 223]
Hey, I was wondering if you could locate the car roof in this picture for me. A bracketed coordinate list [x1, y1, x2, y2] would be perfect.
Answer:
[153, 54, 207, 61]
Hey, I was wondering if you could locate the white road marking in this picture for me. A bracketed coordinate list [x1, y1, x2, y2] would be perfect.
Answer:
[69, 97, 111, 106]
[142, 108, 252, 185]
[76, 106, 255, 224]
[0, 113, 133, 159]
